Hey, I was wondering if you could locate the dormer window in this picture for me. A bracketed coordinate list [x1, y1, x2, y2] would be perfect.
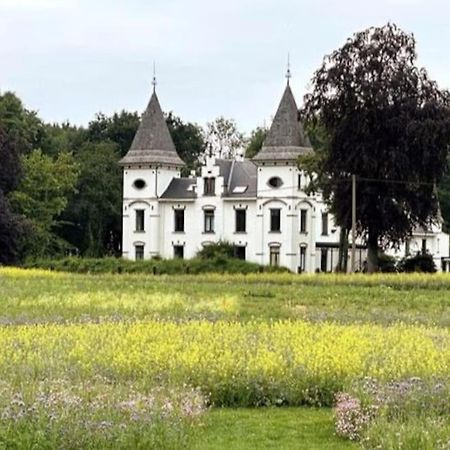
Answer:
[268, 177, 283, 188]
[204, 177, 215, 196]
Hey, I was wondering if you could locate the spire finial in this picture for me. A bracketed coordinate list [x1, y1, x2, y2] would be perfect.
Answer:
[152, 61, 157, 93]
[286, 53, 291, 85]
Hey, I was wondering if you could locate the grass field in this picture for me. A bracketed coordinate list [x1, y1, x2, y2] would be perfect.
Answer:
[2, 269, 450, 326]
[0, 268, 449, 449]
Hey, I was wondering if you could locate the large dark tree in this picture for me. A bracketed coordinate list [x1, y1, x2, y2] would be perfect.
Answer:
[0, 126, 23, 264]
[302, 23, 450, 272]
[0, 191, 24, 265]
[438, 156, 450, 232]
[60, 141, 122, 257]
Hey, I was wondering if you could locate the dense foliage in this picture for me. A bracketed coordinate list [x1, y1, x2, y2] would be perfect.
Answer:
[11, 149, 80, 257]
[23, 256, 287, 275]
[303, 23, 450, 272]
[166, 112, 206, 176]
[399, 253, 437, 273]
[195, 241, 235, 259]
[0, 123, 25, 264]
[245, 126, 267, 159]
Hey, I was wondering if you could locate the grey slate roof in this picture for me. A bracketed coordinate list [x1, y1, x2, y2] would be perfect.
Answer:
[215, 159, 233, 184]
[225, 160, 257, 198]
[160, 159, 258, 200]
[119, 91, 185, 167]
[252, 84, 313, 162]
[160, 178, 197, 199]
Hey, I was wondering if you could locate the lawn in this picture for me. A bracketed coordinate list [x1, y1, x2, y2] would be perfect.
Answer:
[193, 408, 356, 449]
[0, 268, 448, 449]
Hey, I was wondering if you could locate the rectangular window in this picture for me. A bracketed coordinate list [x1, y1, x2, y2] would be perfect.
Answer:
[270, 209, 281, 232]
[174, 209, 184, 232]
[422, 239, 427, 254]
[173, 245, 184, 259]
[204, 178, 215, 196]
[234, 245, 246, 260]
[235, 209, 246, 232]
[269, 246, 280, 267]
[298, 173, 302, 190]
[300, 209, 307, 233]
[204, 209, 215, 233]
[135, 209, 145, 232]
[405, 240, 410, 256]
[135, 244, 144, 261]
[320, 248, 328, 272]
[299, 246, 306, 272]
[321, 212, 329, 236]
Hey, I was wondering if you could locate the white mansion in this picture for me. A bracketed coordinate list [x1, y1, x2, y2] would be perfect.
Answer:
[120, 80, 450, 272]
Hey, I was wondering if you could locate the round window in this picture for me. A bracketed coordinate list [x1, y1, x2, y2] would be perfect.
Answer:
[268, 177, 283, 188]
[133, 179, 146, 189]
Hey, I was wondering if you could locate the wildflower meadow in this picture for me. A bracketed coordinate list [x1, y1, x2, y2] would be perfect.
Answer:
[0, 268, 449, 449]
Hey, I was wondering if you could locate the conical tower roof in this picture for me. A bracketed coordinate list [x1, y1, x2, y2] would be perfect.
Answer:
[119, 90, 184, 167]
[252, 84, 312, 163]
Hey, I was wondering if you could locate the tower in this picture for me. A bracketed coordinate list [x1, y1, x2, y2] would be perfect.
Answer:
[252, 76, 314, 272]
[119, 85, 184, 260]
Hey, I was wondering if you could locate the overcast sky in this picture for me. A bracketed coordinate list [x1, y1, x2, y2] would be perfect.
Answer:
[1, 0, 450, 133]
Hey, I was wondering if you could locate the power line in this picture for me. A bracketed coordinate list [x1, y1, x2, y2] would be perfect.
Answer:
[357, 176, 436, 187]
[240, 175, 437, 195]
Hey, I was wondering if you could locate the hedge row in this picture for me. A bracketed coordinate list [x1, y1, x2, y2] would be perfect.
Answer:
[23, 257, 289, 275]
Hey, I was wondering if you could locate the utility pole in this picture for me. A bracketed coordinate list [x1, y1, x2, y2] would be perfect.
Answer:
[351, 174, 356, 272]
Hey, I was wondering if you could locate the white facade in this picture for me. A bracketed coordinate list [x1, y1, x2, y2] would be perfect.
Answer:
[120, 85, 450, 272]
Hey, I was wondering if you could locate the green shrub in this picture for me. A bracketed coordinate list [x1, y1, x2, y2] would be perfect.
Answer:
[23, 256, 289, 275]
[399, 253, 437, 273]
[196, 241, 235, 260]
[377, 253, 397, 273]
